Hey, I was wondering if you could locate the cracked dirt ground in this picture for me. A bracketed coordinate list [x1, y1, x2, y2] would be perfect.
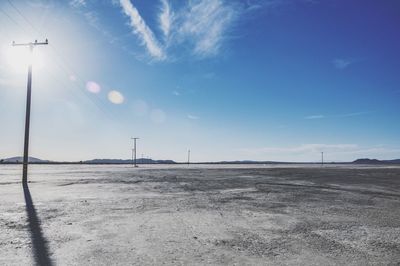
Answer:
[1, 164, 399, 265]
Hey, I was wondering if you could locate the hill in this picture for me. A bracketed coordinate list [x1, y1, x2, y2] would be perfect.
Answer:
[0, 156, 50, 163]
[0, 157, 176, 164]
[83, 158, 177, 164]
[353, 158, 400, 164]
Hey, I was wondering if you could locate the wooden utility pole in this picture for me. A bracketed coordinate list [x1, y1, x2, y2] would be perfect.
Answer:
[131, 137, 139, 167]
[12, 39, 48, 185]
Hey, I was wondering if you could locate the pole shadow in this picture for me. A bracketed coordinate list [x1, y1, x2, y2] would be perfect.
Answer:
[23, 183, 54, 266]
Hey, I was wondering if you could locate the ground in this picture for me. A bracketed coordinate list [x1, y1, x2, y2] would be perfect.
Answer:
[0, 164, 400, 265]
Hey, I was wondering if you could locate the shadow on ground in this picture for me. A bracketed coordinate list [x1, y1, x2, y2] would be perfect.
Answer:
[23, 183, 53, 266]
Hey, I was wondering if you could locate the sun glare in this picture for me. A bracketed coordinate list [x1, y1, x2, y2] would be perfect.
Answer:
[4, 45, 44, 73]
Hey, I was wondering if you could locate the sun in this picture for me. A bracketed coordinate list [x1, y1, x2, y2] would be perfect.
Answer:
[3, 44, 44, 73]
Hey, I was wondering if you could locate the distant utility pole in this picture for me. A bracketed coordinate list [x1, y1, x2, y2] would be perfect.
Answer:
[187, 149, 191, 165]
[131, 137, 139, 167]
[12, 39, 48, 185]
[321, 152, 324, 166]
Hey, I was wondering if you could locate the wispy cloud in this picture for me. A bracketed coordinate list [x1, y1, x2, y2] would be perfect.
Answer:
[84, 11, 98, 27]
[177, 0, 239, 57]
[75, 0, 316, 61]
[117, 0, 239, 60]
[119, 0, 165, 60]
[159, 0, 174, 39]
[335, 111, 372, 118]
[116, 0, 318, 60]
[81, 11, 122, 46]
[245, 0, 286, 11]
[305, 114, 324, 120]
[244, 0, 317, 13]
[172, 90, 180, 96]
[70, 1, 123, 47]
[332, 58, 353, 69]
[69, 0, 86, 8]
[305, 111, 371, 120]
[245, 1, 263, 11]
[187, 114, 199, 120]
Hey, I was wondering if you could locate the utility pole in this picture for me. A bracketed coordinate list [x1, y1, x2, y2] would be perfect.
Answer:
[321, 152, 324, 166]
[12, 39, 48, 185]
[131, 147, 134, 166]
[131, 137, 139, 167]
[187, 149, 190, 165]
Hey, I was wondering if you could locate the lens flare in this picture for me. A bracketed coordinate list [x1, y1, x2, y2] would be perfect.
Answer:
[86, 81, 101, 93]
[150, 109, 166, 123]
[108, 90, 124, 104]
[69, 74, 77, 82]
[132, 99, 148, 116]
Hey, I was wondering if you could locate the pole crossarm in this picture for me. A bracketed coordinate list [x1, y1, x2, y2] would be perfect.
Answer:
[12, 39, 48, 47]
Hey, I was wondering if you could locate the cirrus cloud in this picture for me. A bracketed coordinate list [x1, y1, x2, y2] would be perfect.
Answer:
[187, 114, 199, 120]
[332, 58, 354, 69]
[119, 0, 165, 60]
[119, 0, 240, 60]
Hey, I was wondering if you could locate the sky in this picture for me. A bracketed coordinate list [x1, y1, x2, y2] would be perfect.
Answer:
[0, 0, 399, 162]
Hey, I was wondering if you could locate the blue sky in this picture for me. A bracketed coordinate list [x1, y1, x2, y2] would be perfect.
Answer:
[0, 0, 399, 162]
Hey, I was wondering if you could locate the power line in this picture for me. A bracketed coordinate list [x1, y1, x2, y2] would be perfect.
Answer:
[2, 2, 134, 164]
[0, 6, 32, 38]
[0, 20, 13, 41]
[7, 0, 38, 33]
[0, 6, 105, 116]
[1, 2, 116, 119]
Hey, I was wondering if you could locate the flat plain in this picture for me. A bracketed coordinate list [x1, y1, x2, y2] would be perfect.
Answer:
[1, 164, 399, 265]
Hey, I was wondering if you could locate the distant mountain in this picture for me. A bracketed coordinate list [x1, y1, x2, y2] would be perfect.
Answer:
[0, 157, 176, 164]
[353, 158, 382, 164]
[1, 156, 49, 163]
[1, 157, 398, 165]
[205, 160, 287, 164]
[83, 158, 176, 164]
[353, 158, 400, 164]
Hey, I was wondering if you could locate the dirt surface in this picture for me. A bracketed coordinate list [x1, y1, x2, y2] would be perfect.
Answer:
[1, 164, 400, 265]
